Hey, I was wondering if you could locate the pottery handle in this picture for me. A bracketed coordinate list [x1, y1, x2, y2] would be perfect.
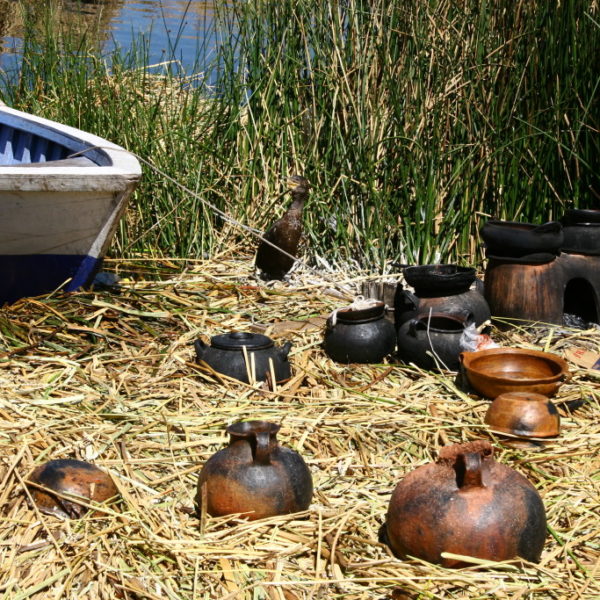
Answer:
[253, 430, 272, 465]
[408, 318, 420, 336]
[194, 339, 207, 360]
[462, 311, 476, 326]
[401, 289, 419, 310]
[459, 452, 484, 490]
[279, 341, 292, 361]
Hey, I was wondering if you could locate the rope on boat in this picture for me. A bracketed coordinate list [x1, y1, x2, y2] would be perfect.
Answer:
[68, 146, 367, 301]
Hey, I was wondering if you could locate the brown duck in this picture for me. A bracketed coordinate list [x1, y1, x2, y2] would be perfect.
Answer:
[255, 175, 310, 280]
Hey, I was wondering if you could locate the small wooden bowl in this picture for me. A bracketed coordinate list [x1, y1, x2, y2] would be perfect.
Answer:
[484, 392, 560, 438]
[27, 459, 118, 519]
[460, 347, 570, 398]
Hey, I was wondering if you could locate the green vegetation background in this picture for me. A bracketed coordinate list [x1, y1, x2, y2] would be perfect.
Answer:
[2, 0, 598, 270]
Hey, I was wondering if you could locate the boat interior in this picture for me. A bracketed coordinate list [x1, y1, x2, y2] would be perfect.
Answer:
[0, 111, 112, 166]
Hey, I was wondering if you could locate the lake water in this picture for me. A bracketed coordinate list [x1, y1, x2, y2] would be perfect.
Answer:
[0, 1, 220, 73]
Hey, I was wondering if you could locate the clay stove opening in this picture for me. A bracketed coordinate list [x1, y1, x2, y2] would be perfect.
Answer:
[563, 278, 599, 325]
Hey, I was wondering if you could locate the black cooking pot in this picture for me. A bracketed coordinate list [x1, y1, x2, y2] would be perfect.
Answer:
[194, 332, 292, 383]
[403, 264, 476, 296]
[562, 223, 600, 255]
[481, 220, 563, 257]
[397, 312, 473, 371]
[323, 301, 396, 363]
[562, 208, 600, 225]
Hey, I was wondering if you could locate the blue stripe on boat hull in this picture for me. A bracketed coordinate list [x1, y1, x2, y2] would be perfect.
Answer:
[0, 254, 101, 305]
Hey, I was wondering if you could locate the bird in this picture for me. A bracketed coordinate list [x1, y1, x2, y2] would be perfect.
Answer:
[255, 175, 310, 280]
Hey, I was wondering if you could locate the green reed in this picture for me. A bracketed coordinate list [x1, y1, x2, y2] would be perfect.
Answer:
[1, 0, 598, 269]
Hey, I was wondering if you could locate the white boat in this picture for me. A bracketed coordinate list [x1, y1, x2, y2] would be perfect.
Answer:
[0, 106, 141, 305]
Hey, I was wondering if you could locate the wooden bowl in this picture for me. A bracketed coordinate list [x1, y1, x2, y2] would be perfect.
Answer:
[460, 348, 570, 398]
[27, 459, 118, 519]
[484, 392, 560, 438]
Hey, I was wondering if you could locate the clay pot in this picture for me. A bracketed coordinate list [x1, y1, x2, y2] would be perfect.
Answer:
[194, 332, 292, 383]
[197, 421, 313, 520]
[323, 301, 396, 363]
[27, 459, 118, 519]
[397, 312, 472, 371]
[481, 220, 563, 257]
[563, 208, 600, 225]
[484, 392, 560, 438]
[395, 265, 490, 329]
[562, 223, 600, 255]
[460, 347, 570, 398]
[403, 265, 476, 296]
[385, 440, 546, 567]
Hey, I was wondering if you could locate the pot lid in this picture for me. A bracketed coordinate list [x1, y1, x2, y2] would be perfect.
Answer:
[210, 331, 274, 351]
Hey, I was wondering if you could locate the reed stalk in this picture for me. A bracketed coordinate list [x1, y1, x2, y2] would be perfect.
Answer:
[0, 0, 598, 269]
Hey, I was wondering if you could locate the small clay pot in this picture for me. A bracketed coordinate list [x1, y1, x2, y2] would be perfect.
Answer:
[385, 440, 546, 567]
[563, 208, 600, 225]
[194, 332, 292, 383]
[484, 392, 560, 438]
[397, 312, 473, 371]
[562, 223, 600, 255]
[403, 264, 476, 296]
[460, 347, 570, 398]
[481, 220, 563, 257]
[197, 421, 313, 520]
[27, 459, 118, 519]
[323, 301, 396, 363]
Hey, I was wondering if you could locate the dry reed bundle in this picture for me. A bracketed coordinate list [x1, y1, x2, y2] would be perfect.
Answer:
[0, 251, 598, 600]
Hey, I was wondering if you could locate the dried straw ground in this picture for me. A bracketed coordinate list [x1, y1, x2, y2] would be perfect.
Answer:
[0, 250, 598, 600]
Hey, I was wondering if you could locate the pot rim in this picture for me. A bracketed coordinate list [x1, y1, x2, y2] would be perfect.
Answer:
[226, 420, 280, 437]
[483, 219, 563, 232]
[485, 252, 558, 265]
[333, 301, 386, 323]
[211, 331, 275, 351]
[460, 348, 570, 384]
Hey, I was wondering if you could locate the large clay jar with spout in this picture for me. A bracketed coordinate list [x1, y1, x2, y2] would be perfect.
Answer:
[385, 440, 546, 567]
[197, 421, 313, 520]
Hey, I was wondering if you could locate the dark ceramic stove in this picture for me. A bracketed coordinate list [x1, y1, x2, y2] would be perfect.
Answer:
[482, 218, 600, 326]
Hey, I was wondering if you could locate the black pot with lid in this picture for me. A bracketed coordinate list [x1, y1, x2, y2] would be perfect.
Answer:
[194, 331, 292, 383]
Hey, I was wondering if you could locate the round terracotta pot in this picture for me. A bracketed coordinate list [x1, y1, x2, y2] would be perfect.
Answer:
[385, 440, 546, 567]
[197, 421, 313, 520]
[484, 392, 560, 438]
[459, 347, 570, 398]
[27, 459, 118, 519]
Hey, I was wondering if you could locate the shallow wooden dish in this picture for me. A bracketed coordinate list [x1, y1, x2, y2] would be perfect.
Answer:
[484, 391, 560, 438]
[460, 347, 570, 398]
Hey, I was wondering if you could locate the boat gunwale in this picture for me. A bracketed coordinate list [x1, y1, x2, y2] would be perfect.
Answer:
[0, 107, 141, 191]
